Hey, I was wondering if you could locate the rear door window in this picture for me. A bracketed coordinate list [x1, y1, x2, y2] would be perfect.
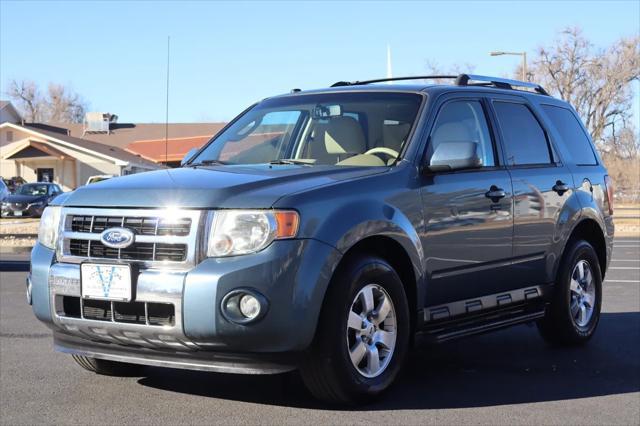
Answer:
[542, 105, 597, 165]
[493, 102, 552, 166]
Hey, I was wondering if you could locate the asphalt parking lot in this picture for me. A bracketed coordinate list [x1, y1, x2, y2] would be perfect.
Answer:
[1, 238, 638, 425]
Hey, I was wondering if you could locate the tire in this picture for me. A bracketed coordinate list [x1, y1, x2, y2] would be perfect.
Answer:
[71, 355, 146, 376]
[300, 254, 410, 404]
[538, 240, 602, 345]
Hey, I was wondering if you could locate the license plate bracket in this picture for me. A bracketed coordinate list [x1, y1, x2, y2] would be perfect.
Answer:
[81, 263, 132, 302]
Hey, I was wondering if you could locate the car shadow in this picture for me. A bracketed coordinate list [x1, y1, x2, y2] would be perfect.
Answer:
[137, 312, 640, 410]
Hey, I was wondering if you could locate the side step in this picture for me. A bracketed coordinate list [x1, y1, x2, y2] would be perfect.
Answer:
[417, 302, 547, 343]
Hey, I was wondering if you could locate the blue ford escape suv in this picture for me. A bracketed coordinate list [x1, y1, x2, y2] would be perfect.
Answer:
[29, 74, 614, 404]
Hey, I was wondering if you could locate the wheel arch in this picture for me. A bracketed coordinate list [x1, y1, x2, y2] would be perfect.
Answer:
[562, 218, 608, 280]
[331, 234, 421, 337]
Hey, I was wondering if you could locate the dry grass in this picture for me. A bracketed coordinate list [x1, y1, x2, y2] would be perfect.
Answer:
[603, 155, 640, 203]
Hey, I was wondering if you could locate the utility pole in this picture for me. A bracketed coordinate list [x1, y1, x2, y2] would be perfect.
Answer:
[386, 44, 393, 81]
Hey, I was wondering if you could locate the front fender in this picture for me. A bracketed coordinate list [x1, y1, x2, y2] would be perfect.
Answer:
[301, 198, 425, 310]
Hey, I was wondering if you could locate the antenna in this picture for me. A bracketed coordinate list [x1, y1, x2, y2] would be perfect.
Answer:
[165, 36, 170, 165]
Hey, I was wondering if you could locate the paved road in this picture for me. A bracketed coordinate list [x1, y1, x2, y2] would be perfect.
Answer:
[1, 239, 638, 425]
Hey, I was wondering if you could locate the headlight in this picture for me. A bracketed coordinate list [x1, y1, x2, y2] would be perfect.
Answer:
[207, 210, 299, 257]
[28, 201, 45, 208]
[38, 206, 62, 250]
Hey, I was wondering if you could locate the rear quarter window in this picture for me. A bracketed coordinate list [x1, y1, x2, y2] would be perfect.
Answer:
[542, 105, 598, 166]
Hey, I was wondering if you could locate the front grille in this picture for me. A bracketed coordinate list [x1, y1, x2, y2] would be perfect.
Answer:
[61, 296, 174, 326]
[62, 208, 200, 267]
[68, 239, 186, 262]
[71, 215, 191, 236]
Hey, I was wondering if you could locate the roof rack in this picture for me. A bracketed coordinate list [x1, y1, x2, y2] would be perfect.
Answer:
[330, 73, 549, 96]
[455, 74, 549, 95]
[331, 75, 457, 87]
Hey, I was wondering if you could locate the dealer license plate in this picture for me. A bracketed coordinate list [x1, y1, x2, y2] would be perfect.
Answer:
[81, 263, 132, 301]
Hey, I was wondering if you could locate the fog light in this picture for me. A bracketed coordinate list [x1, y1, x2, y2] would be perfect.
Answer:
[239, 294, 260, 319]
[221, 288, 268, 324]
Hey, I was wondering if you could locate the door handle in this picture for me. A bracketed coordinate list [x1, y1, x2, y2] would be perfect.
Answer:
[553, 181, 570, 195]
[485, 185, 506, 203]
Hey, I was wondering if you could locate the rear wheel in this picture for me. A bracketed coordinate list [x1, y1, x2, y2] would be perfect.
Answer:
[538, 240, 602, 345]
[72, 355, 146, 376]
[300, 255, 410, 404]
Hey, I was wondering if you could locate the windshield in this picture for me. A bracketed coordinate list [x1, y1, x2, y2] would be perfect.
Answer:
[190, 92, 422, 167]
[17, 184, 48, 196]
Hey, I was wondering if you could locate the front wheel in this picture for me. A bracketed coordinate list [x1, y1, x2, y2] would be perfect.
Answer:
[300, 255, 410, 404]
[538, 240, 603, 345]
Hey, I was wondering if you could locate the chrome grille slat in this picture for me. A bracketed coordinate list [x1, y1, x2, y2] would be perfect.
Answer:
[59, 207, 202, 269]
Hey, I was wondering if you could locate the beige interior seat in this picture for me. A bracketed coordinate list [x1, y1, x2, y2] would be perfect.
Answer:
[309, 117, 366, 164]
[382, 123, 411, 152]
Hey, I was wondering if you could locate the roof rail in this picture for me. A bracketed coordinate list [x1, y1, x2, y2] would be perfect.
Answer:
[330, 73, 549, 95]
[455, 74, 549, 95]
[331, 75, 457, 87]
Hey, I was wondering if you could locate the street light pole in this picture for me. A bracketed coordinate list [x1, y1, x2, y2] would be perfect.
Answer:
[490, 51, 528, 81]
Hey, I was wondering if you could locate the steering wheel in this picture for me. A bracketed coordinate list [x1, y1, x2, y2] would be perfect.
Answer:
[363, 147, 400, 161]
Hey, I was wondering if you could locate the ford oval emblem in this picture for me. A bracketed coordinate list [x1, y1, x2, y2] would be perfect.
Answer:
[100, 227, 135, 249]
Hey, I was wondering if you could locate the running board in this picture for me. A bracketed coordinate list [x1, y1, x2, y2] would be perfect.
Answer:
[417, 302, 547, 343]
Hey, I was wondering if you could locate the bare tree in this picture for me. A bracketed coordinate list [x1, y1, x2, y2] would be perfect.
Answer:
[425, 60, 476, 84]
[5, 79, 88, 123]
[47, 83, 87, 123]
[520, 28, 639, 153]
[6, 80, 43, 122]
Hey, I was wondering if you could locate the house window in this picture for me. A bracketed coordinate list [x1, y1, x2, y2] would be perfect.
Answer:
[6, 131, 13, 142]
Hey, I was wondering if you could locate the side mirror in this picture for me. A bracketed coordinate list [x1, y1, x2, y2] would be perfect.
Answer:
[181, 148, 199, 166]
[426, 141, 482, 173]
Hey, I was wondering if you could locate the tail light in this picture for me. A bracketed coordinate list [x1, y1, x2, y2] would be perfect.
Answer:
[604, 175, 614, 215]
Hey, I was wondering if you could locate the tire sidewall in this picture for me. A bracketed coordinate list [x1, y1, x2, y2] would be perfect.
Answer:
[558, 241, 603, 338]
[327, 256, 410, 399]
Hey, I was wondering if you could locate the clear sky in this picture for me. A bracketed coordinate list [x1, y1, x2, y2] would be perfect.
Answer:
[1, 0, 639, 123]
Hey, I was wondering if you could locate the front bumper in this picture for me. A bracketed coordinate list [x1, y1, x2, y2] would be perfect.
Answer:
[54, 331, 299, 374]
[1, 205, 43, 217]
[30, 238, 340, 371]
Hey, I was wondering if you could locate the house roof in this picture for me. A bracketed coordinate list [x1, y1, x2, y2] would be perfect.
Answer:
[5, 140, 68, 160]
[0, 100, 23, 123]
[28, 122, 226, 149]
[0, 122, 160, 169]
[126, 135, 211, 163]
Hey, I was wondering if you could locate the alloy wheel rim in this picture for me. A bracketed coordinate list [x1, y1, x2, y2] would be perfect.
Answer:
[570, 260, 596, 328]
[346, 283, 397, 378]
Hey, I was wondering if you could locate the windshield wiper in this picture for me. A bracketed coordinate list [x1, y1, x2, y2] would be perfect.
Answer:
[188, 159, 229, 167]
[268, 159, 314, 166]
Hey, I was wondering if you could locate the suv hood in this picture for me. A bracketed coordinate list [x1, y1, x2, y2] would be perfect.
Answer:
[60, 165, 386, 208]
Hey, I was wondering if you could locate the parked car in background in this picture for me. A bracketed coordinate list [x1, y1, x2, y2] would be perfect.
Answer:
[29, 74, 614, 404]
[0, 179, 9, 202]
[1, 183, 64, 218]
[86, 175, 115, 185]
[2, 176, 27, 193]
